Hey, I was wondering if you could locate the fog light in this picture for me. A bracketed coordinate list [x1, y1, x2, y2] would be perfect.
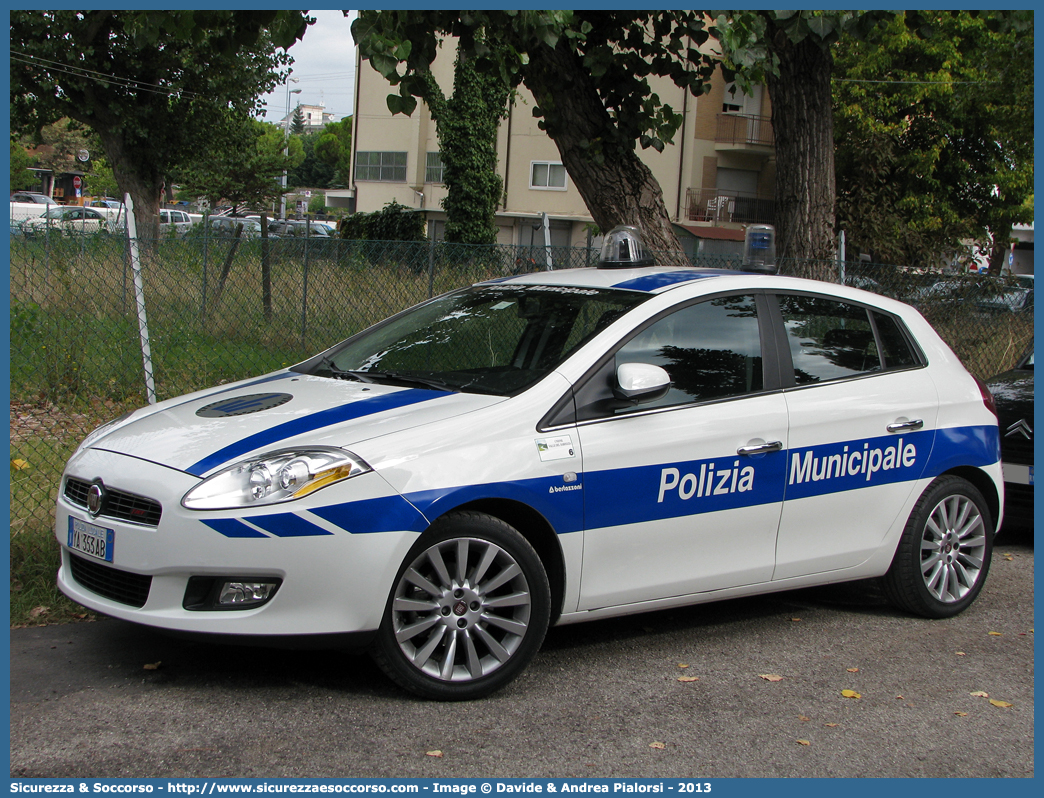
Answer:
[218, 580, 279, 606]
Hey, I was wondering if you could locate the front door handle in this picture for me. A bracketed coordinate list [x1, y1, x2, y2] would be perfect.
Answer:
[887, 419, 924, 433]
[737, 441, 783, 456]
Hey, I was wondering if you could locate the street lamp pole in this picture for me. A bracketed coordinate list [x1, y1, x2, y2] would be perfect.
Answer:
[280, 79, 302, 219]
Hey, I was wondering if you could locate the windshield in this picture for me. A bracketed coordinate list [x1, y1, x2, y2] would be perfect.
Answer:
[296, 284, 649, 396]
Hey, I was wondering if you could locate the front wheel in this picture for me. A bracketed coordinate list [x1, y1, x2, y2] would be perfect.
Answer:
[371, 512, 551, 700]
[882, 475, 993, 619]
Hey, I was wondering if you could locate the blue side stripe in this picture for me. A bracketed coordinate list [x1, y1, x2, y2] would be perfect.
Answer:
[186, 389, 447, 476]
[611, 271, 719, 292]
[202, 518, 269, 538]
[311, 495, 429, 534]
[245, 512, 334, 538]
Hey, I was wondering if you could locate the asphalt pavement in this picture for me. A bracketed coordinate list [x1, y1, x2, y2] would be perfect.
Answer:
[9, 525, 1034, 779]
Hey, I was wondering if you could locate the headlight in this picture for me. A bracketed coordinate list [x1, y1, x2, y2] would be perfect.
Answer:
[182, 447, 371, 510]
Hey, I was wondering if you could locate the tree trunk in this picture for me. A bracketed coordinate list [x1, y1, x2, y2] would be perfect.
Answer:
[96, 132, 162, 242]
[522, 40, 686, 264]
[765, 25, 837, 279]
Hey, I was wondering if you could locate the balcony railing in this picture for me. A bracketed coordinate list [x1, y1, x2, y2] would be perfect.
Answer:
[716, 113, 774, 148]
[685, 187, 775, 226]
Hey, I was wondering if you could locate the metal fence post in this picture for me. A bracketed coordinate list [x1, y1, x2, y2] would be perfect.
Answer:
[123, 194, 157, 405]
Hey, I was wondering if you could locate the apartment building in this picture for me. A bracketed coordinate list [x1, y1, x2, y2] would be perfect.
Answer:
[337, 38, 775, 256]
[278, 103, 337, 133]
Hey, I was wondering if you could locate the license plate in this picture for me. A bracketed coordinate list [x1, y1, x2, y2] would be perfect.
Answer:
[68, 517, 114, 562]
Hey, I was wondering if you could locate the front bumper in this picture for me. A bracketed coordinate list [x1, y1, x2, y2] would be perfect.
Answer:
[56, 448, 421, 637]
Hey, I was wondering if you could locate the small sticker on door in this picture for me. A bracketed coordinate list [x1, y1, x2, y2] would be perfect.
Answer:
[536, 435, 575, 462]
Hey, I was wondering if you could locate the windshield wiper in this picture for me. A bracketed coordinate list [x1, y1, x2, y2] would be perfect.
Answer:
[365, 371, 455, 392]
[317, 357, 377, 383]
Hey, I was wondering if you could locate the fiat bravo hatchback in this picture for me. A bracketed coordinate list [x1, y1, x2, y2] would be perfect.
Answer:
[56, 227, 1003, 699]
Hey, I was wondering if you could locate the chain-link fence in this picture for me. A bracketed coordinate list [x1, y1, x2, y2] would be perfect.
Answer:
[9, 229, 1032, 614]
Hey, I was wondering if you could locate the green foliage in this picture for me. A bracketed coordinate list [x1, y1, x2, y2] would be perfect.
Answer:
[288, 130, 337, 189]
[10, 10, 311, 235]
[307, 194, 326, 215]
[291, 105, 306, 135]
[9, 139, 36, 190]
[833, 11, 1034, 268]
[417, 38, 512, 246]
[341, 201, 426, 241]
[178, 115, 302, 211]
[315, 116, 353, 185]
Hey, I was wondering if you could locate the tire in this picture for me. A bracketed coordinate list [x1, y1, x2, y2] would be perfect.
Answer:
[882, 475, 993, 619]
[371, 511, 551, 700]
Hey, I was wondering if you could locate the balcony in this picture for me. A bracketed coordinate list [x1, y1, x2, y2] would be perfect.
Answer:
[715, 113, 774, 151]
[685, 187, 775, 226]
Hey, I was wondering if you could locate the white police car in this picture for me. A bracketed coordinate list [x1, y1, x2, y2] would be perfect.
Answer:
[56, 227, 1003, 700]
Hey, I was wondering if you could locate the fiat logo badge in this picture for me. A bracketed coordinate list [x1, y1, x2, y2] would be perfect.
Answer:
[86, 484, 105, 517]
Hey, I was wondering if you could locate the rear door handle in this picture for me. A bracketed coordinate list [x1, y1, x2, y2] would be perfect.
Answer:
[737, 441, 783, 456]
[887, 419, 924, 433]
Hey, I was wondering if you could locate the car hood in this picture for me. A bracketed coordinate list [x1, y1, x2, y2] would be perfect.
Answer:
[89, 372, 505, 477]
[987, 367, 1033, 414]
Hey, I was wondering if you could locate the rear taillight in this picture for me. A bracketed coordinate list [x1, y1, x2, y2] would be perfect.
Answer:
[973, 374, 998, 418]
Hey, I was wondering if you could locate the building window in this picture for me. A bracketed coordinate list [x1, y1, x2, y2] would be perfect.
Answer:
[425, 152, 445, 184]
[356, 151, 407, 182]
[530, 161, 567, 190]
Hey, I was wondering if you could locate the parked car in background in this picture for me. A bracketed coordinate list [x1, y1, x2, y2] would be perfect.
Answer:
[87, 198, 123, 210]
[976, 274, 1033, 314]
[987, 347, 1033, 528]
[159, 209, 196, 236]
[21, 205, 117, 236]
[10, 191, 54, 204]
[10, 193, 58, 222]
[204, 217, 267, 239]
[269, 219, 334, 237]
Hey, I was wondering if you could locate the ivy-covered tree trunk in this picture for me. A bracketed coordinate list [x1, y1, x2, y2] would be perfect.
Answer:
[522, 39, 684, 260]
[423, 43, 511, 246]
[764, 24, 837, 278]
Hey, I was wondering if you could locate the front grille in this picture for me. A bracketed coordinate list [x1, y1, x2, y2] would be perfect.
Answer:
[69, 553, 152, 608]
[999, 433, 1033, 466]
[64, 478, 162, 526]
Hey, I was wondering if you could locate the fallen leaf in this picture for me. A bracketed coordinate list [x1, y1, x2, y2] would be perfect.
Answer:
[143, 661, 161, 671]
[955, 711, 968, 717]
[956, 651, 966, 656]
[970, 691, 989, 698]
[988, 631, 1003, 636]
[847, 667, 859, 673]
[677, 676, 700, 683]
[799, 715, 810, 722]
[790, 618, 801, 622]
[841, 689, 861, 699]
[759, 674, 784, 682]
[29, 606, 49, 619]
[649, 742, 666, 750]
[11, 459, 29, 470]
[677, 663, 690, 669]
[426, 751, 443, 758]
[796, 739, 811, 746]
[895, 695, 904, 700]
[824, 723, 839, 728]
[989, 699, 1013, 708]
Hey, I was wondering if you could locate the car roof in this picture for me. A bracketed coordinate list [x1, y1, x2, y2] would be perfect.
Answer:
[479, 266, 734, 294]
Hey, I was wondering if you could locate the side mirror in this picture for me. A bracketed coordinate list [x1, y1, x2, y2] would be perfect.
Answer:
[614, 362, 671, 403]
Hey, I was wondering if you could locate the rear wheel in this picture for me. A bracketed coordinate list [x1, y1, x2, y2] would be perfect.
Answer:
[372, 511, 551, 700]
[883, 475, 993, 619]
